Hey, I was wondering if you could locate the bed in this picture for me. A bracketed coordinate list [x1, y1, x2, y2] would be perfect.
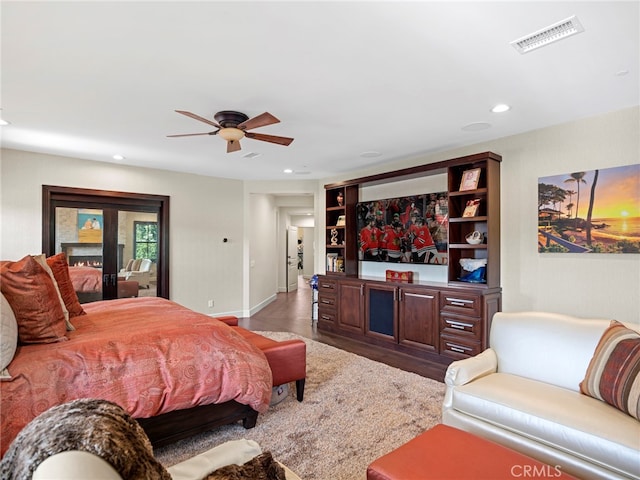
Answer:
[68, 265, 140, 302]
[0, 254, 273, 458]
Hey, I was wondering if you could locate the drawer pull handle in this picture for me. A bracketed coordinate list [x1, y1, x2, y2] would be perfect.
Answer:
[321, 299, 332, 304]
[321, 283, 334, 288]
[447, 343, 470, 353]
[447, 297, 473, 306]
[321, 315, 331, 320]
[447, 320, 473, 329]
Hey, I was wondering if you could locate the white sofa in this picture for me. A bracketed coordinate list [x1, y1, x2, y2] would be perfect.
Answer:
[442, 311, 640, 480]
[33, 439, 301, 480]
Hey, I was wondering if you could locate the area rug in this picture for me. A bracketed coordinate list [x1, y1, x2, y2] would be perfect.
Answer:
[154, 332, 445, 480]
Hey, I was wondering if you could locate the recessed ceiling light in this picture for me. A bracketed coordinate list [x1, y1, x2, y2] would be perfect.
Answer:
[283, 169, 293, 174]
[491, 104, 511, 113]
[615, 69, 629, 76]
[461, 122, 491, 132]
[360, 151, 381, 158]
[112, 154, 125, 161]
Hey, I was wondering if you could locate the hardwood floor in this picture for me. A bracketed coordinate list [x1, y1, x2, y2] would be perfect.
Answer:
[239, 276, 447, 382]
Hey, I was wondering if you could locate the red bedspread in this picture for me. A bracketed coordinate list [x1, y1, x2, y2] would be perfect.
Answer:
[0, 297, 272, 457]
[68, 265, 102, 292]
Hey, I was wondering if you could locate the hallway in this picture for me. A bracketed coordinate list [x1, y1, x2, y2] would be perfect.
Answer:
[240, 276, 447, 381]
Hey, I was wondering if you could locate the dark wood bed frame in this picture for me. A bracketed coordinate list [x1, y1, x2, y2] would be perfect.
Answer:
[137, 401, 258, 448]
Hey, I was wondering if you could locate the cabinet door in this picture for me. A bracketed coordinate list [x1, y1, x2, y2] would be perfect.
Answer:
[365, 284, 397, 342]
[398, 287, 439, 352]
[338, 280, 364, 333]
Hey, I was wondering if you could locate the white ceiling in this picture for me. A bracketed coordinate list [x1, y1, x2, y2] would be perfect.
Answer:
[1, 1, 638, 181]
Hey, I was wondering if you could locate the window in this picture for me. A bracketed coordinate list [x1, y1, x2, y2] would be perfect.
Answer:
[134, 221, 158, 261]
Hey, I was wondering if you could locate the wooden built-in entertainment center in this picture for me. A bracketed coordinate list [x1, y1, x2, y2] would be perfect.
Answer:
[317, 152, 501, 368]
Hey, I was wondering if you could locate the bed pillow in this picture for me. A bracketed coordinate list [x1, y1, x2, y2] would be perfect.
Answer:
[1, 292, 18, 379]
[31, 254, 74, 331]
[0, 255, 67, 344]
[580, 320, 640, 420]
[46, 253, 86, 319]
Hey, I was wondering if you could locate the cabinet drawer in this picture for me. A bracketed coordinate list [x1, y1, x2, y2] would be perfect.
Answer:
[318, 279, 337, 292]
[441, 292, 481, 317]
[440, 334, 482, 360]
[318, 307, 337, 324]
[440, 314, 481, 340]
[318, 294, 337, 308]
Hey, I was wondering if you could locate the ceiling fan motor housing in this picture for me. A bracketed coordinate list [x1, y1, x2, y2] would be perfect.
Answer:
[214, 111, 249, 128]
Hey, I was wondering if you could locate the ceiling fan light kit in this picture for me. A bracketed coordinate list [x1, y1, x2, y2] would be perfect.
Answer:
[168, 109, 294, 153]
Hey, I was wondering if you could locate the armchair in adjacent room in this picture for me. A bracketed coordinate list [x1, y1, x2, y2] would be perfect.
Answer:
[118, 258, 152, 288]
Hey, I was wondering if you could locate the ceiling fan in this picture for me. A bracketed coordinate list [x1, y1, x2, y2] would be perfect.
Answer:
[168, 110, 294, 153]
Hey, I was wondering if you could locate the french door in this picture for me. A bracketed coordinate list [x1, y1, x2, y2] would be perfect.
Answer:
[42, 186, 170, 302]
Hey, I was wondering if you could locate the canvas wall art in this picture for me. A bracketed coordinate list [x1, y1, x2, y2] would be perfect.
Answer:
[356, 192, 448, 264]
[538, 164, 640, 253]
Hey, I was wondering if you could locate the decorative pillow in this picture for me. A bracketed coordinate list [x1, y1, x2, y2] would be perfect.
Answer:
[0, 293, 18, 378]
[46, 253, 86, 319]
[580, 320, 640, 420]
[31, 254, 73, 331]
[132, 258, 142, 271]
[0, 255, 67, 344]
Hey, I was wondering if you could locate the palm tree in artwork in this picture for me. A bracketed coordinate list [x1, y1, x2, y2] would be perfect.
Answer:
[564, 190, 576, 217]
[566, 202, 574, 218]
[564, 173, 587, 220]
[585, 169, 599, 245]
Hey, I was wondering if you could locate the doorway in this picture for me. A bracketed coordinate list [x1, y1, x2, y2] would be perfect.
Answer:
[286, 226, 298, 293]
[42, 186, 170, 302]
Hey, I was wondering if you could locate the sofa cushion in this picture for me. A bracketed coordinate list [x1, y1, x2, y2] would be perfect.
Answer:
[0, 293, 18, 377]
[490, 312, 611, 392]
[580, 320, 640, 421]
[0, 255, 67, 344]
[450, 372, 640, 478]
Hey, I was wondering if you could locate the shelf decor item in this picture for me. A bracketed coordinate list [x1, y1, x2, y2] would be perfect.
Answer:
[459, 168, 481, 191]
[465, 231, 484, 245]
[336, 215, 346, 227]
[462, 199, 481, 217]
[459, 258, 487, 283]
[385, 270, 413, 283]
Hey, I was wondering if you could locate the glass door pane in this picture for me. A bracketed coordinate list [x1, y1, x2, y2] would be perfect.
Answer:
[117, 210, 158, 298]
[55, 207, 104, 303]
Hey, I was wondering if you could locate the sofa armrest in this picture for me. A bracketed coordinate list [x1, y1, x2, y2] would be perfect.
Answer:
[444, 348, 498, 388]
[442, 348, 498, 414]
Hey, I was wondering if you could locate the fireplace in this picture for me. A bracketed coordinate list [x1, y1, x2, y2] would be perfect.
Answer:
[60, 243, 125, 270]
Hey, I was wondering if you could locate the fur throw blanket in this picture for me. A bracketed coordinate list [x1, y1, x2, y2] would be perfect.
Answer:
[0, 399, 171, 480]
[204, 452, 286, 480]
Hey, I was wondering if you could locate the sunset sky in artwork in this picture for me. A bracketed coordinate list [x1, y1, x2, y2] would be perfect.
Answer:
[539, 164, 640, 219]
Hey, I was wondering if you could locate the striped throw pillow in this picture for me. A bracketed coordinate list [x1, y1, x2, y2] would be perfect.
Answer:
[580, 320, 640, 420]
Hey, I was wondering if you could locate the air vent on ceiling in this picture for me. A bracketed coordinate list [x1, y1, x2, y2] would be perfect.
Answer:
[243, 152, 261, 159]
[510, 15, 584, 54]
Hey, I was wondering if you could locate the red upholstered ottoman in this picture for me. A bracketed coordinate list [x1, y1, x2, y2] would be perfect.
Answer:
[117, 280, 138, 298]
[367, 424, 576, 480]
[213, 316, 306, 401]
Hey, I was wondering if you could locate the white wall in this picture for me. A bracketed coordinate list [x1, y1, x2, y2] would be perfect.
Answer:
[318, 107, 640, 324]
[247, 193, 278, 315]
[0, 149, 246, 316]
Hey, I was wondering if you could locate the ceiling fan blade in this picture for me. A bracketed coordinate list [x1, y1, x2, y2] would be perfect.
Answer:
[237, 112, 280, 131]
[175, 110, 221, 128]
[227, 139, 241, 153]
[245, 132, 294, 146]
[166, 131, 218, 137]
